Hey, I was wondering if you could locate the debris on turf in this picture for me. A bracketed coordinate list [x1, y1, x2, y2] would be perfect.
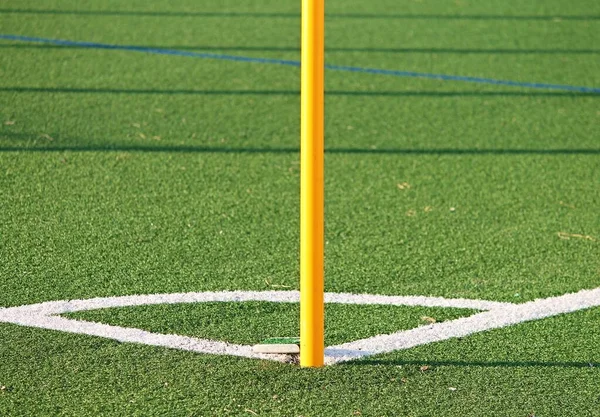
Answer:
[557, 231, 596, 241]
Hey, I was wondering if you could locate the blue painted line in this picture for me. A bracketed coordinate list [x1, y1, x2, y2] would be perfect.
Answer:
[325, 64, 600, 94]
[1, 34, 599, 94]
[0, 34, 300, 67]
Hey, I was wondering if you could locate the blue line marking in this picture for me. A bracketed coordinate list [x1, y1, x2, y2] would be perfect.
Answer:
[0, 34, 300, 67]
[1, 34, 599, 94]
[324, 64, 600, 93]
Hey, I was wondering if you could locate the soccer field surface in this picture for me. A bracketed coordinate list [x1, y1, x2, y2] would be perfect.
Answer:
[1, 0, 599, 415]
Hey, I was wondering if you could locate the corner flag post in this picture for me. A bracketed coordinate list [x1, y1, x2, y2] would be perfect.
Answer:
[300, 0, 325, 368]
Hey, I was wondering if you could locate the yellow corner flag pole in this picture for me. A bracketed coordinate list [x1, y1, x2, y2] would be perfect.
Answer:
[300, 0, 325, 368]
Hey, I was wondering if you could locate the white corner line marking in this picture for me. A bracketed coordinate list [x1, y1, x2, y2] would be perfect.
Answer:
[324, 287, 600, 364]
[0, 288, 598, 364]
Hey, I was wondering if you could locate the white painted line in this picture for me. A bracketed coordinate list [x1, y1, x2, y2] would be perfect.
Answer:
[323, 292, 512, 310]
[0, 288, 598, 364]
[324, 287, 600, 364]
[0, 290, 512, 316]
[0, 313, 281, 360]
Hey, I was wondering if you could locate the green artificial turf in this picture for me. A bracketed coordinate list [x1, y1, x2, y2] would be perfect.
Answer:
[66, 302, 474, 346]
[1, 308, 599, 416]
[0, 0, 599, 415]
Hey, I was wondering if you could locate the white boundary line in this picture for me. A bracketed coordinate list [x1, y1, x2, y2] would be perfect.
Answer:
[0, 289, 598, 364]
[0, 291, 512, 315]
[324, 287, 600, 363]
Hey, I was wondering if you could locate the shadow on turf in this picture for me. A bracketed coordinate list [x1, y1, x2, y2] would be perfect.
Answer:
[0, 144, 598, 155]
[1, 87, 598, 98]
[340, 359, 600, 368]
[1, 9, 599, 20]
[2, 44, 599, 55]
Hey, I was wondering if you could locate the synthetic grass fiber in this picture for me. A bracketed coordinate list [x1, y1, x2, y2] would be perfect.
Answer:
[0, 0, 599, 415]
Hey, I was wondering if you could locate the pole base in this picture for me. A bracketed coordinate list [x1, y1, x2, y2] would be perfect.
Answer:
[253, 337, 300, 354]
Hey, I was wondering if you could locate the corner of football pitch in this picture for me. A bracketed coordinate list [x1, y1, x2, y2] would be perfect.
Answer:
[1, 0, 599, 414]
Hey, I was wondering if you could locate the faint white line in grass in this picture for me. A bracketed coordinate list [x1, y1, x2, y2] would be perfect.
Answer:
[0, 289, 598, 364]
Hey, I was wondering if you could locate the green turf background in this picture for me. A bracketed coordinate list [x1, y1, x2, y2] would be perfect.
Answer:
[0, 0, 599, 415]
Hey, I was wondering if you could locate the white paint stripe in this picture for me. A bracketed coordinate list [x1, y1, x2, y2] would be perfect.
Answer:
[0, 291, 300, 316]
[323, 292, 511, 310]
[0, 290, 512, 316]
[324, 287, 600, 364]
[0, 309, 288, 362]
[0, 288, 597, 365]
